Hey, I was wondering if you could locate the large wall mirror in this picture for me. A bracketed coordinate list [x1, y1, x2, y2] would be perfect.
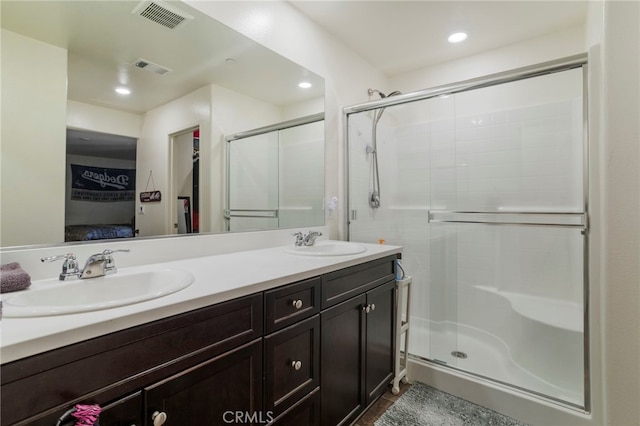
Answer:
[1, 0, 325, 248]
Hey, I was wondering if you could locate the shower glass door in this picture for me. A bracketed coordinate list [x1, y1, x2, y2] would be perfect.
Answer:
[227, 132, 280, 231]
[347, 95, 458, 365]
[428, 68, 585, 405]
[347, 64, 587, 408]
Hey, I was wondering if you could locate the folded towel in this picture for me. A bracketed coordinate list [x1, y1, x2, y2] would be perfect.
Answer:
[1, 262, 31, 293]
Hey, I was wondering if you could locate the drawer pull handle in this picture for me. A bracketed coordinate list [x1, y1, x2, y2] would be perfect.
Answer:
[152, 411, 168, 426]
[291, 360, 302, 370]
[291, 299, 303, 309]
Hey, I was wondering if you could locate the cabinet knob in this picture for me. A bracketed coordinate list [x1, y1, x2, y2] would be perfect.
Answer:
[291, 360, 302, 370]
[291, 299, 303, 309]
[370, 304, 376, 311]
[152, 411, 168, 426]
[362, 304, 371, 313]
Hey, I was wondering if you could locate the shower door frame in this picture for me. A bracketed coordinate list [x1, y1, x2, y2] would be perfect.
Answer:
[343, 53, 590, 411]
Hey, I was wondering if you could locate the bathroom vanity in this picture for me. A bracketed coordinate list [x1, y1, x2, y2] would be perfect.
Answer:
[0, 242, 400, 426]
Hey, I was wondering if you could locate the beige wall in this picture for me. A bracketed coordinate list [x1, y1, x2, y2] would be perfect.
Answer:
[1, 29, 67, 246]
[601, 1, 640, 424]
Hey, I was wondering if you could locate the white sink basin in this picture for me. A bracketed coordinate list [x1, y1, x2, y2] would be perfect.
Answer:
[2, 268, 194, 317]
[284, 241, 367, 256]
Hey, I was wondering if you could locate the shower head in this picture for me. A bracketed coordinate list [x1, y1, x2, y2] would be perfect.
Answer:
[368, 89, 402, 99]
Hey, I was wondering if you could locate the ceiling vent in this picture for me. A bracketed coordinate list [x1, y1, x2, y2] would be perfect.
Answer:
[133, 58, 173, 76]
[132, 0, 194, 30]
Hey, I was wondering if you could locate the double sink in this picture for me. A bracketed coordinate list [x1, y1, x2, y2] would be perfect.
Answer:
[2, 241, 367, 318]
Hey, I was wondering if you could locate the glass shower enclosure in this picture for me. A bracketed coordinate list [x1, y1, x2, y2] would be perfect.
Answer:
[226, 114, 324, 232]
[346, 56, 588, 408]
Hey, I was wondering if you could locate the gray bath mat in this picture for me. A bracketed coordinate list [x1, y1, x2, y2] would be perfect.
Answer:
[374, 382, 529, 426]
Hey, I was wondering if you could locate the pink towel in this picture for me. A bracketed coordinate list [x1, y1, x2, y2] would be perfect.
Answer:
[1, 262, 31, 293]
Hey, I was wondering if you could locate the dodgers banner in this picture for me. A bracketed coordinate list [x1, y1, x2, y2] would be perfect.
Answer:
[71, 164, 135, 202]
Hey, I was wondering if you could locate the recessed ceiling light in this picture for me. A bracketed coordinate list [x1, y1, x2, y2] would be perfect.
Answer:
[448, 32, 468, 43]
[115, 87, 131, 95]
[298, 81, 312, 89]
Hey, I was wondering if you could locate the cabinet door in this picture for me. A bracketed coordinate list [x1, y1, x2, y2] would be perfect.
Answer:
[144, 339, 263, 426]
[320, 294, 366, 426]
[99, 392, 143, 426]
[365, 280, 396, 404]
[270, 387, 320, 426]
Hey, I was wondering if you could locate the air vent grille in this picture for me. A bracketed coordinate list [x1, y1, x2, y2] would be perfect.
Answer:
[133, 58, 172, 75]
[133, 1, 193, 30]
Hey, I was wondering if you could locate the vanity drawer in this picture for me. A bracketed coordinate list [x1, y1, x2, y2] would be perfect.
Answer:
[321, 255, 396, 309]
[264, 315, 320, 417]
[265, 277, 321, 333]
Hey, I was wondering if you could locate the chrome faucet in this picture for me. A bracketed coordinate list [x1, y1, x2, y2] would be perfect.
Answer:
[42, 249, 130, 280]
[292, 231, 323, 247]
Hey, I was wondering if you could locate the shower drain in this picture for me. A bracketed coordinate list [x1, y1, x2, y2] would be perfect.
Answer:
[451, 350, 468, 359]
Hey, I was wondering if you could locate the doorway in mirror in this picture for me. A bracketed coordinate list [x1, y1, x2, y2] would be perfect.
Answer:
[64, 129, 137, 242]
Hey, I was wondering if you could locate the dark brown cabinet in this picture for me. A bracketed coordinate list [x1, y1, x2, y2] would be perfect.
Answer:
[145, 339, 263, 426]
[320, 280, 396, 426]
[99, 393, 143, 426]
[270, 387, 320, 426]
[364, 281, 396, 404]
[1, 254, 398, 426]
[321, 294, 367, 426]
[0, 294, 263, 426]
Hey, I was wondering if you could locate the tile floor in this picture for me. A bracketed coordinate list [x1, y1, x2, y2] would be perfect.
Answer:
[354, 382, 411, 426]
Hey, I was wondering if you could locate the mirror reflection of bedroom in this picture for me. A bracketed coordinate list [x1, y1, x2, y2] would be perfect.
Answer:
[65, 129, 137, 242]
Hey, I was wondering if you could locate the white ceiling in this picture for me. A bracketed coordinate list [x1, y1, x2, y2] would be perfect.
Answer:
[289, 0, 588, 76]
[1, 0, 324, 114]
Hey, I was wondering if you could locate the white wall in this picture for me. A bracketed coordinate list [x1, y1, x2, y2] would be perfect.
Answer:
[391, 25, 586, 93]
[1, 29, 67, 246]
[136, 86, 212, 237]
[66, 100, 143, 139]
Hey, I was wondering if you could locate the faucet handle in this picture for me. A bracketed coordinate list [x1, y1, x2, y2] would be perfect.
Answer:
[41, 253, 80, 280]
[102, 249, 131, 256]
[41, 253, 76, 263]
[292, 232, 304, 246]
[102, 249, 130, 273]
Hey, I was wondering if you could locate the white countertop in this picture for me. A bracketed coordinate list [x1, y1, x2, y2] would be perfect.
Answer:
[0, 241, 401, 364]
